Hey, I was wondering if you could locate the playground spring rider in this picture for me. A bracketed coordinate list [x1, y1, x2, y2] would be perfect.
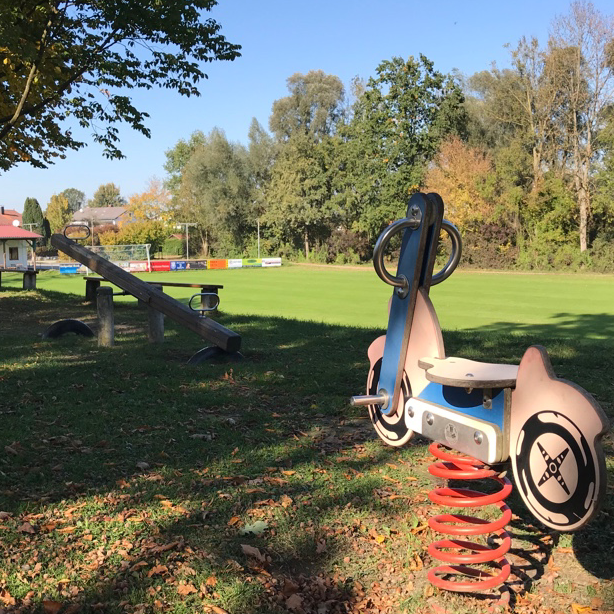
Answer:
[351, 193, 608, 593]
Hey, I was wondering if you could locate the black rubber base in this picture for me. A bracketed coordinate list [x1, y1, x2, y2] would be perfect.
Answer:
[187, 346, 244, 365]
[42, 319, 95, 339]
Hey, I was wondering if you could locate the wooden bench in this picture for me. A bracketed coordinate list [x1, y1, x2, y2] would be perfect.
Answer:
[0, 268, 39, 290]
[84, 276, 223, 311]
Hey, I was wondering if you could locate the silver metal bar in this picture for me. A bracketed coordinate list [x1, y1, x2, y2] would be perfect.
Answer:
[350, 393, 388, 407]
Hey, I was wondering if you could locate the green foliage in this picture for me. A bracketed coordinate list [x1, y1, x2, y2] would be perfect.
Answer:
[45, 194, 71, 233]
[163, 131, 207, 194]
[269, 70, 345, 141]
[99, 220, 168, 253]
[59, 188, 86, 214]
[172, 128, 254, 257]
[265, 133, 337, 258]
[22, 197, 44, 231]
[88, 183, 125, 208]
[162, 237, 184, 256]
[0, 0, 240, 171]
[338, 55, 467, 239]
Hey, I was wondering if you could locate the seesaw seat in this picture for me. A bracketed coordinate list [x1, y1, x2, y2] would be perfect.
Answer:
[418, 356, 518, 389]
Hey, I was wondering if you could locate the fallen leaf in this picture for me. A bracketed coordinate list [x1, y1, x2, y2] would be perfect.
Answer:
[40, 522, 57, 532]
[375, 534, 386, 544]
[57, 526, 76, 534]
[177, 582, 197, 596]
[286, 593, 303, 611]
[0, 511, 12, 520]
[43, 600, 63, 614]
[136, 461, 150, 470]
[280, 495, 293, 508]
[18, 521, 37, 534]
[239, 520, 268, 536]
[205, 575, 217, 586]
[281, 470, 296, 476]
[227, 516, 241, 526]
[147, 565, 168, 577]
[241, 544, 267, 562]
[571, 605, 591, 614]
[0, 588, 16, 606]
[282, 579, 300, 597]
[208, 606, 229, 614]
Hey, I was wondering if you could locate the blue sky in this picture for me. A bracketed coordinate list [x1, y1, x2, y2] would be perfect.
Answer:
[3, 0, 612, 212]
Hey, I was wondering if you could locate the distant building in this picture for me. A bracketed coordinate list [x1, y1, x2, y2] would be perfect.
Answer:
[72, 206, 135, 227]
[0, 207, 22, 226]
[0, 226, 42, 269]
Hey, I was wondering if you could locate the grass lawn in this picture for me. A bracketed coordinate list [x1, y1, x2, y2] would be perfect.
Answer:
[0, 266, 613, 614]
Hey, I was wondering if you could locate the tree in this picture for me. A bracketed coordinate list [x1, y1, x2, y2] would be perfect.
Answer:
[99, 220, 168, 253]
[59, 188, 86, 214]
[423, 136, 494, 230]
[128, 179, 171, 222]
[22, 197, 44, 231]
[269, 70, 345, 141]
[0, 0, 240, 172]
[164, 131, 207, 194]
[549, 1, 614, 252]
[247, 118, 275, 218]
[339, 55, 467, 238]
[265, 71, 345, 258]
[89, 183, 125, 208]
[266, 133, 337, 258]
[45, 193, 70, 232]
[173, 129, 252, 256]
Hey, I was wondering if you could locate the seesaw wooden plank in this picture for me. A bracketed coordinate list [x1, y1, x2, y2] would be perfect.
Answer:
[51, 234, 241, 353]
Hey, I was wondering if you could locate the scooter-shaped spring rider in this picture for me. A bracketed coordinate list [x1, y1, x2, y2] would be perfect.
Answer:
[351, 193, 608, 593]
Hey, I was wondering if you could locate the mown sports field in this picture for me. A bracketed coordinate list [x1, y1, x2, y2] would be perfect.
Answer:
[0, 265, 613, 614]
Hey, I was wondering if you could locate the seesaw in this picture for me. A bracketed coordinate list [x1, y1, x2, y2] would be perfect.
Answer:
[351, 193, 608, 593]
[50, 228, 241, 358]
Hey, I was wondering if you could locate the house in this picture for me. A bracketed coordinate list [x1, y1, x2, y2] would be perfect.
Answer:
[72, 206, 135, 227]
[0, 225, 42, 269]
[0, 207, 23, 226]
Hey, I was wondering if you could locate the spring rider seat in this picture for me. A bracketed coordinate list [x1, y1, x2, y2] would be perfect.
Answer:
[351, 192, 608, 593]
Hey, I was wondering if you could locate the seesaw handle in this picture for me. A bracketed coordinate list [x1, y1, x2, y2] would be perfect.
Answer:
[431, 220, 462, 286]
[373, 215, 422, 294]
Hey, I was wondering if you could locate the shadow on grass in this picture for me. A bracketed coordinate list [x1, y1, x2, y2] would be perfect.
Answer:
[1, 286, 613, 612]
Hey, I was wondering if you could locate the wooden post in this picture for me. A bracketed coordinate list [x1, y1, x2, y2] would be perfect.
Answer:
[85, 278, 101, 302]
[97, 286, 114, 347]
[148, 284, 164, 344]
[23, 271, 37, 290]
[51, 234, 241, 352]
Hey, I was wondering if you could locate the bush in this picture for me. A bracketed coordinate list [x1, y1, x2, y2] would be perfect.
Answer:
[35, 246, 58, 257]
[163, 237, 184, 256]
[461, 223, 518, 269]
[326, 229, 370, 263]
[589, 235, 614, 273]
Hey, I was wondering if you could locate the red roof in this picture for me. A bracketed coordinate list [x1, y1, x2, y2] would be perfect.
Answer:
[0, 226, 42, 239]
[0, 209, 22, 225]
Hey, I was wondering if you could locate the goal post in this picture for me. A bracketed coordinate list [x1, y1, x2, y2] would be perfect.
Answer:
[87, 244, 151, 271]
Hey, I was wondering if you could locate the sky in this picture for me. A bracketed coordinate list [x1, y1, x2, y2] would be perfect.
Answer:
[3, 0, 612, 213]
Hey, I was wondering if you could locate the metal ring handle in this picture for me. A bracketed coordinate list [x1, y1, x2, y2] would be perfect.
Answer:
[189, 292, 220, 315]
[373, 217, 421, 291]
[64, 223, 91, 240]
[431, 220, 462, 285]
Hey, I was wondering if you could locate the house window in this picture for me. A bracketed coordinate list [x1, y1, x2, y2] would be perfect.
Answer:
[8, 247, 19, 260]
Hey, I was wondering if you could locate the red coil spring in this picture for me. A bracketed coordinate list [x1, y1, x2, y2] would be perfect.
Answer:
[427, 442, 512, 593]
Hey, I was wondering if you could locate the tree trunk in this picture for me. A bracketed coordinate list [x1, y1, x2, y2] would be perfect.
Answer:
[200, 230, 209, 258]
[304, 229, 309, 260]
